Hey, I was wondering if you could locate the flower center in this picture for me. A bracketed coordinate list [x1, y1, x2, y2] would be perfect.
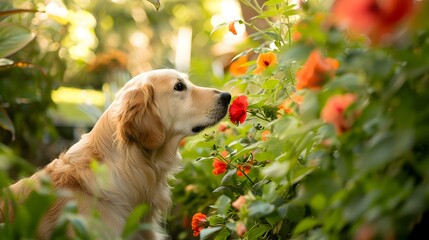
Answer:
[367, 1, 381, 14]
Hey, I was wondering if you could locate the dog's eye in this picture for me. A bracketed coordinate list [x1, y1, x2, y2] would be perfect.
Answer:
[174, 82, 185, 91]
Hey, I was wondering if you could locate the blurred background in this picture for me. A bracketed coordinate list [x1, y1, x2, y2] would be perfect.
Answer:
[0, 0, 255, 163]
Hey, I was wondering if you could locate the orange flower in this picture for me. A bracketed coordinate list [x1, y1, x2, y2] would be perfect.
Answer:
[331, 0, 414, 43]
[296, 50, 339, 90]
[221, 150, 229, 157]
[232, 195, 246, 210]
[212, 159, 228, 175]
[229, 95, 248, 125]
[292, 31, 302, 42]
[278, 93, 304, 114]
[229, 56, 248, 76]
[178, 138, 186, 148]
[191, 213, 207, 237]
[229, 20, 238, 35]
[291, 93, 304, 104]
[218, 122, 228, 132]
[321, 93, 357, 134]
[236, 164, 250, 177]
[279, 99, 293, 114]
[254, 52, 278, 74]
[279, 101, 293, 114]
[236, 222, 247, 237]
[261, 130, 270, 141]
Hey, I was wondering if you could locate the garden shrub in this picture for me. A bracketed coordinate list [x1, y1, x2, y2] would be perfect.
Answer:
[174, 0, 429, 239]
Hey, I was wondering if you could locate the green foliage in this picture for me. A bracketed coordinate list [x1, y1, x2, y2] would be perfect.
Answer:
[175, 0, 429, 239]
[122, 204, 150, 239]
[0, 1, 65, 164]
[0, 22, 34, 58]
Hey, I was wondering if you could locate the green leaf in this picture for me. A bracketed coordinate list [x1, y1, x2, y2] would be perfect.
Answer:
[208, 215, 225, 226]
[216, 195, 231, 216]
[196, 156, 214, 162]
[248, 201, 275, 218]
[224, 145, 235, 155]
[0, 2, 13, 21]
[253, 9, 283, 19]
[262, 161, 290, 178]
[262, 79, 279, 90]
[231, 49, 253, 62]
[214, 227, 231, 240]
[309, 194, 327, 212]
[221, 169, 236, 185]
[210, 22, 228, 36]
[122, 204, 149, 239]
[200, 226, 223, 240]
[293, 218, 319, 235]
[263, 0, 286, 6]
[14, 188, 56, 237]
[213, 186, 228, 193]
[146, 0, 160, 10]
[247, 224, 270, 240]
[0, 106, 14, 139]
[0, 22, 35, 58]
[262, 181, 277, 203]
[325, 74, 364, 91]
[67, 214, 90, 238]
[278, 203, 305, 221]
[359, 130, 414, 173]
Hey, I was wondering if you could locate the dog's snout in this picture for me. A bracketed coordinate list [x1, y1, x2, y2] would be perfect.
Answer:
[219, 92, 231, 106]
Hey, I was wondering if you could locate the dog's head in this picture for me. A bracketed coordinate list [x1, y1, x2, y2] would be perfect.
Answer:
[112, 69, 231, 150]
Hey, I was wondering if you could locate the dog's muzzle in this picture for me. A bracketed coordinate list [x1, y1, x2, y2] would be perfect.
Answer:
[191, 92, 231, 133]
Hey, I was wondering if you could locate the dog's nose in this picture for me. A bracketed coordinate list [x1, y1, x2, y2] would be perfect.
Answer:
[219, 92, 231, 106]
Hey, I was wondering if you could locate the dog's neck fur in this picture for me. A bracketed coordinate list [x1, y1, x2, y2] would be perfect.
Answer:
[59, 109, 181, 220]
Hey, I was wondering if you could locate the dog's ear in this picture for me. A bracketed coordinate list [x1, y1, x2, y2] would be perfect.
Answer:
[115, 82, 165, 150]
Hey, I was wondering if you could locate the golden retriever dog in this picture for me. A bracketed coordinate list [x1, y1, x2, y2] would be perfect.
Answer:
[0, 69, 231, 239]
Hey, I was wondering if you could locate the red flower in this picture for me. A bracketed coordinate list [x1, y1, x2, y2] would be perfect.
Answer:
[236, 164, 250, 177]
[191, 212, 207, 237]
[212, 151, 229, 175]
[212, 159, 228, 175]
[321, 93, 357, 134]
[296, 50, 339, 90]
[331, 0, 414, 43]
[229, 95, 248, 125]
